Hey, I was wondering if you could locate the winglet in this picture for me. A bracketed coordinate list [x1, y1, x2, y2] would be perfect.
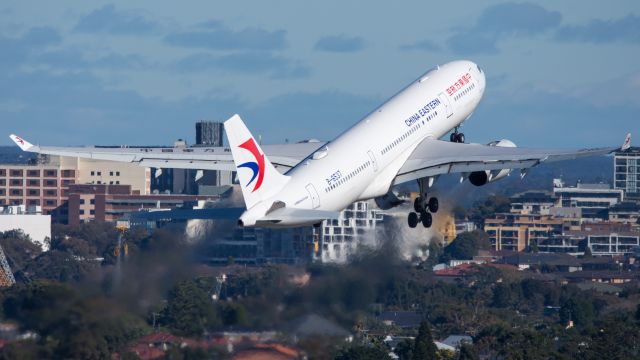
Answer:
[9, 134, 34, 151]
[621, 133, 631, 151]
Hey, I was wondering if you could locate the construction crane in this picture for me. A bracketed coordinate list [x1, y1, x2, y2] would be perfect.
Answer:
[0, 244, 16, 287]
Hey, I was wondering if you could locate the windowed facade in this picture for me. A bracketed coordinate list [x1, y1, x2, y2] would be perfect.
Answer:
[614, 148, 640, 195]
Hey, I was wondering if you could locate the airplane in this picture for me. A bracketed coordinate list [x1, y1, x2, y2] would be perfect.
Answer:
[10, 60, 631, 228]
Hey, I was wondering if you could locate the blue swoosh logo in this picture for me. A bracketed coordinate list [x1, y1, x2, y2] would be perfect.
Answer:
[238, 161, 259, 187]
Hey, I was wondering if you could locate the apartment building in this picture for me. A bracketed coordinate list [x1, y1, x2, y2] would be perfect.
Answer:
[484, 213, 564, 252]
[0, 155, 150, 221]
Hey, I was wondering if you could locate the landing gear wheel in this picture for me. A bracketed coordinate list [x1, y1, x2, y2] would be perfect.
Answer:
[428, 197, 439, 213]
[408, 212, 418, 228]
[421, 212, 432, 228]
[414, 197, 424, 213]
[450, 132, 465, 143]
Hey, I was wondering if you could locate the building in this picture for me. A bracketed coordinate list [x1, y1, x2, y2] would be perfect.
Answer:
[0, 205, 51, 251]
[0, 154, 150, 221]
[484, 213, 564, 252]
[151, 129, 233, 195]
[203, 226, 314, 265]
[195, 121, 224, 146]
[316, 201, 384, 263]
[67, 184, 217, 226]
[509, 190, 555, 215]
[614, 146, 640, 196]
[566, 222, 640, 256]
[76, 156, 150, 194]
[0, 156, 77, 214]
[587, 231, 640, 256]
[194, 122, 233, 188]
[501, 253, 582, 272]
[454, 221, 477, 238]
[553, 179, 623, 219]
[608, 202, 640, 226]
[202, 201, 384, 264]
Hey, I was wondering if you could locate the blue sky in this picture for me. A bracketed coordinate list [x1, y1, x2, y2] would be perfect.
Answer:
[0, 1, 638, 147]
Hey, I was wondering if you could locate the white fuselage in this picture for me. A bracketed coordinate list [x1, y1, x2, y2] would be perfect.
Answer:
[240, 60, 486, 226]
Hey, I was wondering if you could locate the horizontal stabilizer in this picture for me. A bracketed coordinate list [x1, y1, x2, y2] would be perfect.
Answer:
[127, 208, 245, 220]
[257, 208, 340, 225]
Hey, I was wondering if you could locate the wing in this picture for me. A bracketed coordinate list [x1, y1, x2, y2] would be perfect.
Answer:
[9, 134, 324, 173]
[394, 136, 628, 184]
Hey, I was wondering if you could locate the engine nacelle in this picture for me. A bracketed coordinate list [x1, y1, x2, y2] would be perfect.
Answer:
[468, 139, 516, 187]
[374, 190, 404, 210]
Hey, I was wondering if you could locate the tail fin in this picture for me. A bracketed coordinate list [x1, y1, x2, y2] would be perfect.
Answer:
[224, 114, 289, 209]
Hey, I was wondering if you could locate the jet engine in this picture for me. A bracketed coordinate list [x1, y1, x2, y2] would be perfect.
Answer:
[468, 139, 516, 187]
[374, 189, 405, 210]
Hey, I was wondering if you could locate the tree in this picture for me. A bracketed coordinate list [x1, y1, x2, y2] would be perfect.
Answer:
[220, 302, 249, 328]
[468, 195, 510, 226]
[442, 231, 490, 260]
[0, 230, 42, 272]
[335, 345, 392, 360]
[413, 321, 437, 360]
[457, 343, 478, 360]
[395, 339, 413, 360]
[529, 240, 539, 253]
[583, 246, 593, 259]
[560, 298, 595, 327]
[161, 280, 220, 336]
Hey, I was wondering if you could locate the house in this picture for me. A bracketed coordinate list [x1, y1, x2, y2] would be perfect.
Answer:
[440, 335, 473, 349]
[501, 253, 582, 272]
[562, 271, 636, 284]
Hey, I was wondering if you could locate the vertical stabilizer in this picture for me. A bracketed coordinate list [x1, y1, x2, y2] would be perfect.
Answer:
[224, 114, 289, 209]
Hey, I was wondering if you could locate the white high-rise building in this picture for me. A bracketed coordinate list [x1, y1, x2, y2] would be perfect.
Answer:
[614, 147, 640, 196]
[314, 201, 384, 263]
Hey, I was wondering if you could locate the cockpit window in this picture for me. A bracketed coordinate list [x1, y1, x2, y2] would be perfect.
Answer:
[476, 64, 483, 73]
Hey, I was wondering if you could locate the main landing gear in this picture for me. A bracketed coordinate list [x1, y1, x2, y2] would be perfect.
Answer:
[407, 177, 439, 228]
[450, 127, 465, 143]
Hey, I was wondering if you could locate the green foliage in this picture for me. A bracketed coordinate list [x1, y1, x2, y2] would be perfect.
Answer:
[395, 339, 413, 360]
[435, 349, 455, 360]
[220, 302, 249, 328]
[468, 195, 510, 226]
[456, 343, 478, 360]
[1, 281, 149, 358]
[583, 246, 593, 258]
[0, 230, 42, 271]
[560, 298, 595, 327]
[161, 280, 220, 336]
[52, 222, 119, 259]
[0, 339, 54, 360]
[413, 321, 437, 360]
[335, 345, 392, 360]
[22, 250, 98, 282]
[441, 231, 490, 260]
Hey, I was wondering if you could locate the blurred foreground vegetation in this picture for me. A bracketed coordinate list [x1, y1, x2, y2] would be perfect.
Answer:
[0, 223, 637, 359]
